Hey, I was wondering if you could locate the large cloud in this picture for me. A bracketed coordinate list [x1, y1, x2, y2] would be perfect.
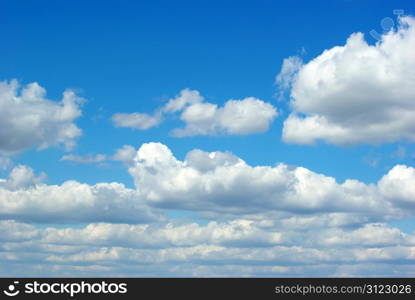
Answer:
[112, 89, 277, 136]
[0, 80, 83, 154]
[129, 143, 413, 218]
[11, 143, 414, 224]
[0, 166, 162, 223]
[280, 16, 415, 145]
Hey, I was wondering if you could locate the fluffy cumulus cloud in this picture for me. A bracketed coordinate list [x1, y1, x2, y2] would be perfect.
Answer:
[378, 165, 415, 208]
[128, 143, 414, 219]
[0, 165, 162, 223]
[161, 88, 204, 113]
[112, 145, 137, 165]
[280, 16, 415, 145]
[0, 80, 83, 154]
[112, 89, 277, 136]
[173, 97, 278, 137]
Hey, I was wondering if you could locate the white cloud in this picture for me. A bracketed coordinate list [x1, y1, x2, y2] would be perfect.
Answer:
[0, 156, 12, 170]
[316, 223, 408, 247]
[111, 89, 203, 131]
[281, 16, 415, 145]
[378, 164, 415, 208]
[2, 144, 413, 276]
[42, 219, 284, 249]
[61, 154, 107, 164]
[128, 143, 413, 218]
[0, 166, 162, 223]
[112, 89, 277, 136]
[173, 97, 278, 137]
[0, 165, 46, 191]
[60, 145, 138, 166]
[112, 111, 162, 130]
[112, 145, 137, 165]
[38, 219, 414, 251]
[161, 88, 204, 113]
[0, 80, 83, 154]
[1, 219, 415, 276]
[275, 56, 303, 99]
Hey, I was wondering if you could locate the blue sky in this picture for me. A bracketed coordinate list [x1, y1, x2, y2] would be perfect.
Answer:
[1, 0, 415, 276]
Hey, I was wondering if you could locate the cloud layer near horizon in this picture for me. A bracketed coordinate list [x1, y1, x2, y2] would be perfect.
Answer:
[1, 143, 415, 276]
[1, 218, 415, 277]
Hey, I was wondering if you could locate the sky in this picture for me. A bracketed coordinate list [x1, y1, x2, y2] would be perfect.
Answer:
[1, 0, 415, 277]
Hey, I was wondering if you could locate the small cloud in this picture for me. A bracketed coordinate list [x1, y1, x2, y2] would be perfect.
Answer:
[112, 111, 162, 130]
[61, 153, 107, 165]
[91, 107, 107, 122]
[112, 145, 137, 166]
[61, 145, 139, 167]
[275, 56, 303, 100]
[111, 89, 278, 137]
[0, 156, 12, 170]
[111, 88, 202, 131]
[391, 146, 406, 159]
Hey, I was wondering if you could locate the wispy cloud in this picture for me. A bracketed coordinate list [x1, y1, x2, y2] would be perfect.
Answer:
[61, 153, 107, 164]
